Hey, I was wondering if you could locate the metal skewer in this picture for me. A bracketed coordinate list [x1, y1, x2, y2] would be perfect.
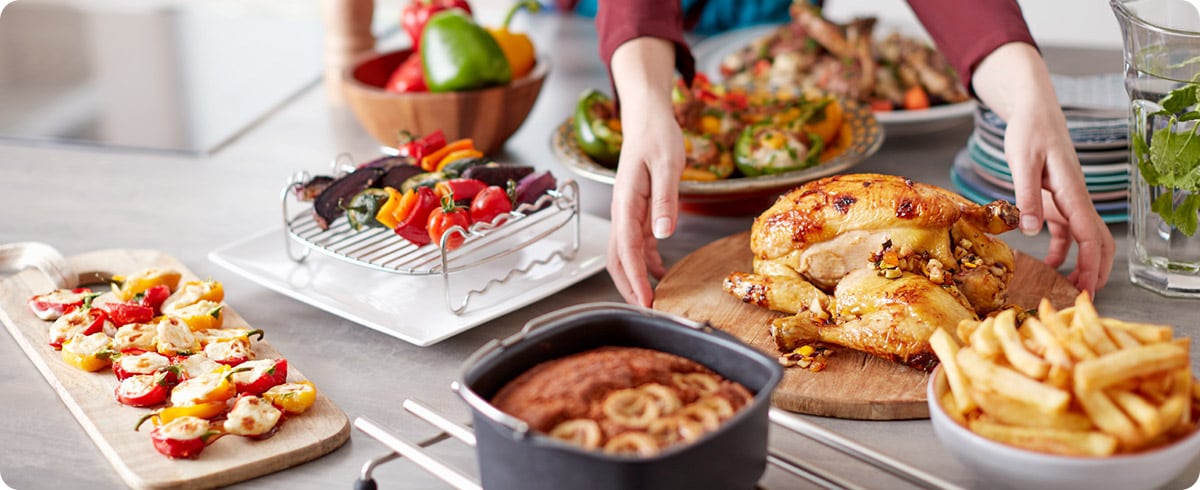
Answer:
[354, 416, 481, 490]
[769, 408, 963, 490]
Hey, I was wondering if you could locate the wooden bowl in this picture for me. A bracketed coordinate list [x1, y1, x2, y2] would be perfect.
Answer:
[343, 49, 548, 154]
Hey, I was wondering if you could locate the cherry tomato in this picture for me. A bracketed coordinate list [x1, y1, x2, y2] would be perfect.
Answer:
[427, 196, 472, 250]
[469, 185, 513, 226]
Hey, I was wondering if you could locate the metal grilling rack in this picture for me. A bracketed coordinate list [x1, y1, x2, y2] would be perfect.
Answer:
[353, 401, 963, 490]
[280, 169, 582, 315]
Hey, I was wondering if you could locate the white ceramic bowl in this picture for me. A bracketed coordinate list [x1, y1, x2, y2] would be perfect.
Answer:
[928, 367, 1200, 490]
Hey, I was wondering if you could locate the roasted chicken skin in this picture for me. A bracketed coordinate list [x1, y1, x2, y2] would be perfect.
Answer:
[726, 173, 1019, 371]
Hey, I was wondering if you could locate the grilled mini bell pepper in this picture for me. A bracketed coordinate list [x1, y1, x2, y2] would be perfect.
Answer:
[168, 300, 224, 331]
[155, 317, 200, 356]
[203, 337, 254, 367]
[27, 288, 95, 320]
[400, 0, 473, 48]
[222, 395, 283, 437]
[229, 358, 288, 396]
[487, 0, 539, 79]
[136, 401, 227, 434]
[104, 301, 155, 327]
[343, 188, 391, 231]
[61, 332, 115, 372]
[172, 353, 223, 381]
[393, 186, 441, 246]
[263, 381, 318, 415]
[421, 10, 512, 92]
[397, 129, 447, 163]
[169, 364, 235, 407]
[162, 280, 224, 314]
[573, 90, 622, 167]
[135, 285, 171, 316]
[113, 322, 157, 352]
[146, 416, 221, 459]
[113, 350, 174, 381]
[733, 124, 820, 177]
[115, 372, 172, 407]
[48, 302, 110, 350]
[112, 268, 182, 301]
[375, 187, 406, 229]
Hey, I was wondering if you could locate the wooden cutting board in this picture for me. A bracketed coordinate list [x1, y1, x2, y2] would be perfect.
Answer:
[0, 249, 350, 490]
[653, 231, 1079, 420]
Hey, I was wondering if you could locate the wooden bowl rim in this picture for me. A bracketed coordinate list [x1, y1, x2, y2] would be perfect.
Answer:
[342, 49, 550, 99]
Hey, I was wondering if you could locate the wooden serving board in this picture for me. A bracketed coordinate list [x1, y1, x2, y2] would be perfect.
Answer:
[0, 249, 350, 490]
[653, 231, 1079, 420]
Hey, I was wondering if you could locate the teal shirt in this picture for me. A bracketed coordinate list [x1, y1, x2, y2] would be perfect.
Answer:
[573, 0, 796, 35]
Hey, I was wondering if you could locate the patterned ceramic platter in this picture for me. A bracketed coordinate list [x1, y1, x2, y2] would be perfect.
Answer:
[551, 100, 884, 215]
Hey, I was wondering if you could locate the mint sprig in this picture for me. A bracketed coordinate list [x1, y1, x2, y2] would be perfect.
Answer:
[1135, 83, 1200, 236]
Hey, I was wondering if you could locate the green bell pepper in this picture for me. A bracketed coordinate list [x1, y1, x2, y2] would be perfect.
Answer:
[573, 90, 622, 167]
[342, 188, 391, 231]
[733, 124, 822, 177]
[421, 10, 512, 92]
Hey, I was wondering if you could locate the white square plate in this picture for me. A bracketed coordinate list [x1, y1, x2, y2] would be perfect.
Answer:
[209, 213, 610, 346]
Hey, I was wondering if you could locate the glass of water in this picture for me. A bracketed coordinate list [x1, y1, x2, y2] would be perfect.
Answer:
[1115, 0, 1200, 296]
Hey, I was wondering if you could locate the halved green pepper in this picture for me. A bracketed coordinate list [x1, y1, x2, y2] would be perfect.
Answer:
[421, 10, 512, 92]
[573, 90, 622, 167]
[733, 124, 823, 177]
[343, 188, 391, 231]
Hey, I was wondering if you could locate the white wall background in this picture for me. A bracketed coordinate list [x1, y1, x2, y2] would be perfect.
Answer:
[823, 0, 1123, 49]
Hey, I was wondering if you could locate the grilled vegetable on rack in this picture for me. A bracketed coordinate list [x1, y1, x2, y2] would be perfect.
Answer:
[27, 287, 95, 320]
[397, 129, 447, 163]
[435, 178, 487, 202]
[393, 186, 442, 246]
[514, 170, 557, 207]
[470, 185, 514, 225]
[460, 163, 533, 187]
[344, 188, 391, 231]
[427, 194, 473, 250]
[313, 167, 386, 230]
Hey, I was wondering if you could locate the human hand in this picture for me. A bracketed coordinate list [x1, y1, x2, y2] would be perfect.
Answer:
[973, 43, 1115, 295]
[606, 38, 682, 306]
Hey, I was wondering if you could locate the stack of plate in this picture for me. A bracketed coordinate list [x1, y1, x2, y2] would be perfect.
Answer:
[951, 103, 1131, 224]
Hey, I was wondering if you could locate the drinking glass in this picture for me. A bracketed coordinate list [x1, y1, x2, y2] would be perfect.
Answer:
[1115, 0, 1200, 296]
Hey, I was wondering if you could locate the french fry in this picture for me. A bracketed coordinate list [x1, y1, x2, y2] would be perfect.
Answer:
[1039, 299, 1096, 361]
[1072, 292, 1119, 355]
[1037, 298, 1071, 340]
[941, 391, 967, 426]
[1106, 325, 1142, 350]
[930, 328, 976, 414]
[1101, 318, 1173, 344]
[958, 348, 1070, 414]
[1108, 390, 1163, 439]
[957, 318, 981, 346]
[1075, 388, 1144, 449]
[968, 386, 1093, 430]
[967, 419, 1118, 457]
[969, 317, 1001, 359]
[1075, 343, 1189, 392]
[1160, 394, 1189, 432]
[1024, 318, 1072, 368]
[992, 309, 1050, 379]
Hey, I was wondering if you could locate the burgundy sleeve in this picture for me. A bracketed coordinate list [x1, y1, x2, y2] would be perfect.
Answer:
[906, 0, 1037, 94]
[595, 0, 695, 86]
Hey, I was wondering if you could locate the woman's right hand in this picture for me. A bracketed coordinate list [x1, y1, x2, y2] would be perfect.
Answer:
[606, 37, 685, 307]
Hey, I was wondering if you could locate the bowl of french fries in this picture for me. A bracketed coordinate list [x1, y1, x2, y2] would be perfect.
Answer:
[927, 292, 1200, 490]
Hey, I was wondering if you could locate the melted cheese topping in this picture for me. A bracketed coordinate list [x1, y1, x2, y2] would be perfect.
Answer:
[203, 338, 252, 364]
[30, 289, 91, 320]
[117, 374, 159, 398]
[113, 322, 157, 351]
[156, 317, 198, 355]
[222, 396, 281, 436]
[118, 351, 170, 375]
[229, 359, 276, 386]
[49, 309, 95, 345]
[63, 332, 111, 356]
[197, 328, 252, 345]
[162, 281, 218, 315]
[176, 353, 221, 379]
[158, 416, 210, 441]
[170, 370, 225, 406]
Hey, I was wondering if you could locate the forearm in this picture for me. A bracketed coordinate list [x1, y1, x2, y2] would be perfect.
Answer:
[611, 38, 678, 119]
[971, 42, 1058, 121]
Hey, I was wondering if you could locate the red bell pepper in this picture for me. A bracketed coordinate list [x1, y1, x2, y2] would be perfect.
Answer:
[104, 301, 155, 327]
[146, 416, 221, 460]
[136, 285, 171, 315]
[113, 350, 174, 381]
[400, 0, 473, 48]
[27, 288, 95, 321]
[434, 178, 487, 202]
[385, 53, 428, 93]
[397, 129, 447, 163]
[229, 358, 288, 396]
[393, 186, 440, 246]
[115, 372, 171, 407]
[203, 337, 254, 367]
[48, 306, 111, 350]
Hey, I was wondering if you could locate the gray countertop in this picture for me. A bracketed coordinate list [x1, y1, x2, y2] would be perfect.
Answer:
[1, 12, 1198, 490]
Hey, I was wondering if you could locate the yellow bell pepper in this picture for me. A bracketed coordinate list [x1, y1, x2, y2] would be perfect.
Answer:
[169, 365, 235, 407]
[263, 381, 318, 415]
[168, 300, 224, 332]
[435, 149, 484, 172]
[155, 317, 201, 356]
[112, 268, 182, 301]
[487, 1, 540, 79]
[163, 280, 224, 313]
[136, 401, 227, 430]
[375, 187, 405, 229]
[61, 332, 114, 372]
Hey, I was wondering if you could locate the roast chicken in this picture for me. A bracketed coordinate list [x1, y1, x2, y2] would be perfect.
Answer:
[723, 173, 1019, 370]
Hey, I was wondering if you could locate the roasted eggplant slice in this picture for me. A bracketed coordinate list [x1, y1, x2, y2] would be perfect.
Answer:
[377, 165, 424, 191]
[313, 167, 385, 229]
[292, 175, 334, 202]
